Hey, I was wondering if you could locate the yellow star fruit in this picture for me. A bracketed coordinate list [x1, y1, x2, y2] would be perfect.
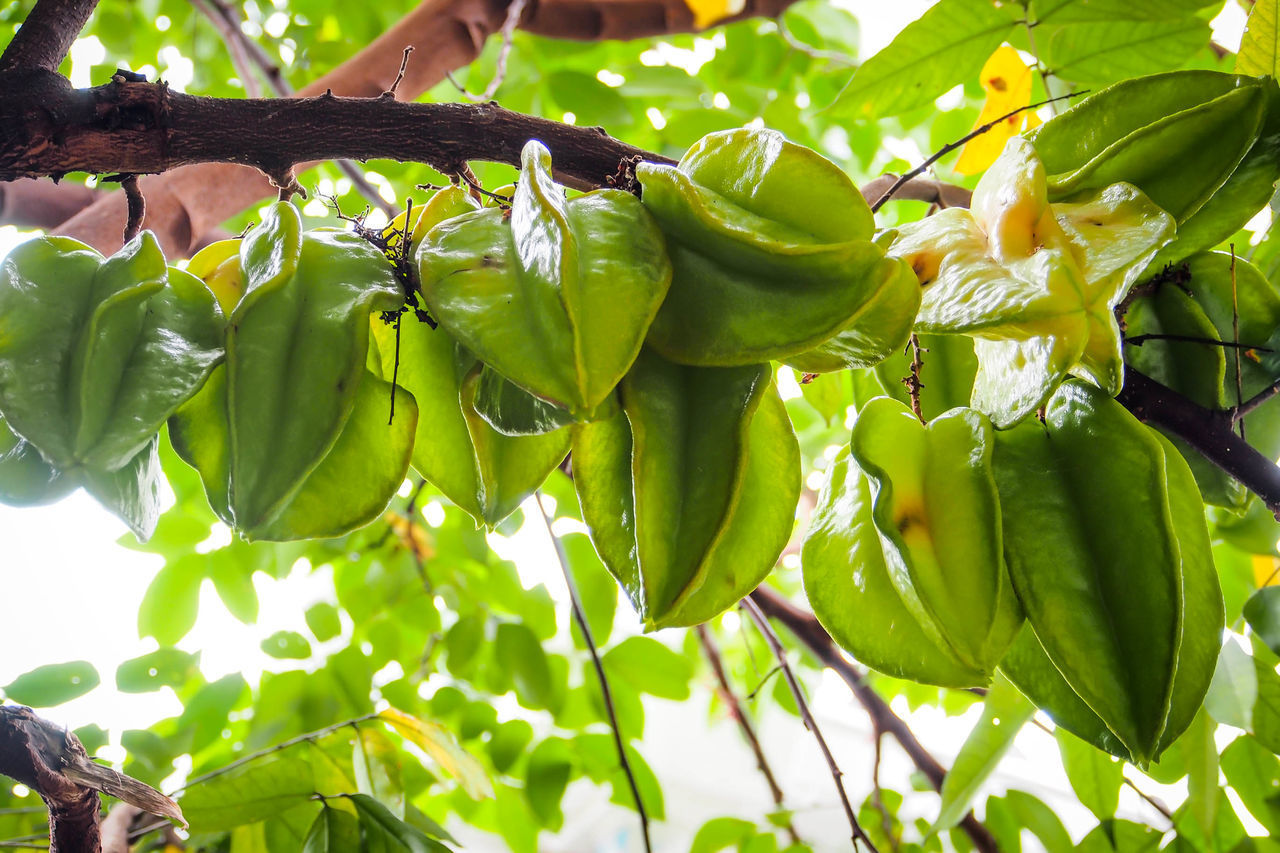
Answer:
[890, 137, 1174, 427]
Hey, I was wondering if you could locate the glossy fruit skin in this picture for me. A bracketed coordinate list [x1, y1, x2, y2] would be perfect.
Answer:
[636, 128, 920, 371]
[890, 137, 1173, 427]
[0, 232, 222, 540]
[171, 202, 416, 541]
[574, 348, 800, 630]
[993, 382, 1222, 765]
[803, 398, 1021, 688]
[418, 140, 672, 420]
[1028, 70, 1269, 223]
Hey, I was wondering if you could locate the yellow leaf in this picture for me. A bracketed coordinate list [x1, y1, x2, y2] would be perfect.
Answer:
[955, 45, 1039, 176]
[685, 0, 745, 30]
[1237, 0, 1279, 78]
[379, 708, 494, 800]
[1253, 554, 1280, 588]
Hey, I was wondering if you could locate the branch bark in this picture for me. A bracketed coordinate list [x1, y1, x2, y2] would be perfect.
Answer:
[0, 0, 98, 73]
[748, 587, 999, 853]
[0, 705, 102, 853]
[45, 0, 796, 255]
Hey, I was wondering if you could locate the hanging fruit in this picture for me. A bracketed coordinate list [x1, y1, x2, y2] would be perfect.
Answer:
[636, 128, 920, 371]
[170, 202, 417, 541]
[803, 398, 1021, 687]
[418, 140, 672, 420]
[0, 232, 223, 539]
[574, 349, 800, 630]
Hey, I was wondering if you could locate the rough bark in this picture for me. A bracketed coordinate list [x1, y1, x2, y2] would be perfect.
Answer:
[0, 705, 102, 853]
[51, 0, 797, 255]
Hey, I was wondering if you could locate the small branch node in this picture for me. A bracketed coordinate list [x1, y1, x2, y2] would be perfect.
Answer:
[121, 174, 145, 243]
[384, 46, 414, 99]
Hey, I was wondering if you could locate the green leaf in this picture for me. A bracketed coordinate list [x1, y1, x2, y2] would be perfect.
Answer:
[137, 555, 204, 645]
[1055, 728, 1124, 821]
[1238, 0, 1280, 78]
[3, 660, 99, 707]
[1246, 587, 1280, 657]
[181, 756, 316, 832]
[934, 674, 1035, 832]
[352, 726, 403, 819]
[1205, 638, 1259, 732]
[487, 719, 534, 774]
[261, 630, 313, 660]
[349, 793, 453, 852]
[302, 805, 361, 853]
[494, 622, 556, 711]
[1221, 734, 1280, 834]
[306, 603, 343, 643]
[116, 649, 200, 693]
[524, 737, 574, 830]
[378, 708, 494, 799]
[690, 817, 758, 853]
[1040, 18, 1209, 86]
[833, 0, 1017, 117]
[602, 637, 693, 701]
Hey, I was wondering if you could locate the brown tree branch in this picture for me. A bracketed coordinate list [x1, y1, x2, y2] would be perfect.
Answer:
[0, 706, 100, 853]
[48, 0, 798, 255]
[0, 75, 672, 192]
[0, 0, 98, 73]
[748, 587, 999, 853]
[695, 625, 802, 846]
[1118, 368, 1280, 517]
[741, 598, 878, 852]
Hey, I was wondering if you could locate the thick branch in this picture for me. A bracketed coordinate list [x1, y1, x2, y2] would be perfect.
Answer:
[1118, 368, 1280, 517]
[0, 705, 101, 853]
[748, 588, 998, 853]
[0, 0, 98, 73]
[0, 75, 672, 191]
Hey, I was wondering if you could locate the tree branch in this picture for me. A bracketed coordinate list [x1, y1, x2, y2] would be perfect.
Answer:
[0, 706, 100, 853]
[695, 625, 802, 846]
[748, 587, 999, 853]
[741, 598, 878, 852]
[0, 0, 98, 73]
[1117, 368, 1280, 517]
[0, 75, 672, 191]
[535, 495, 652, 853]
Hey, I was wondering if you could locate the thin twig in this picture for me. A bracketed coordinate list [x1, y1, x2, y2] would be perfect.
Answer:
[1125, 333, 1269, 351]
[695, 625, 803, 846]
[448, 0, 529, 102]
[870, 93, 1079, 213]
[535, 493, 652, 853]
[741, 597, 879, 853]
[1021, 17, 1057, 114]
[168, 712, 380, 796]
[1232, 246, 1246, 440]
[871, 732, 897, 851]
[385, 47, 414, 99]
[1123, 775, 1173, 823]
[775, 16, 855, 66]
[902, 334, 926, 423]
[187, 0, 396, 217]
[1233, 378, 1280, 422]
[121, 175, 145, 243]
[748, 586, 999, 853]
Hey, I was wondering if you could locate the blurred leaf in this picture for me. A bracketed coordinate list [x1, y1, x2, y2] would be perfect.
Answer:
[1056, 728, 1124, 821]
[116, 649, 200, 693]
[935, 674, 1034, 832]
[524, 737, 573, 830]
[138, 555, 204, 645]
[306, 602, 343, 643]
[1246, 587, 1280, 656]
[3, 660, 99, 707]
[261, 630, 314, 660]
[494, 622, 556, 711]
[181, 756, 315, 832]
[379, 708, 494, 799]
[603, 636, 693, 701]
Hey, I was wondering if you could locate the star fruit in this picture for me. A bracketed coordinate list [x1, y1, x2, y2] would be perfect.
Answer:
[889, 137, 1175, 427]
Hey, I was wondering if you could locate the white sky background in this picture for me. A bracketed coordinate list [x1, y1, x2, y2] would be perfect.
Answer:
[0, 2, 1267, 849]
